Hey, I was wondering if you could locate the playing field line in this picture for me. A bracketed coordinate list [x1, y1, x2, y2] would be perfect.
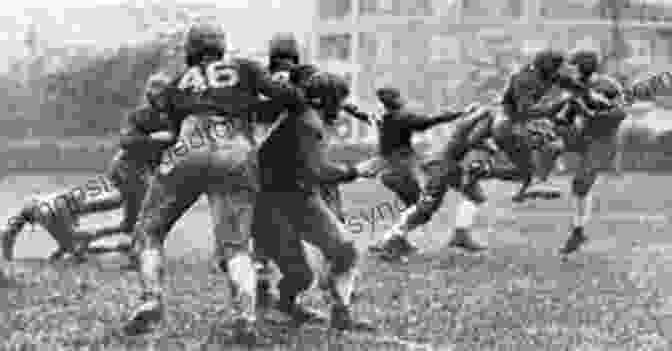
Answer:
[480, 209, 669, 223]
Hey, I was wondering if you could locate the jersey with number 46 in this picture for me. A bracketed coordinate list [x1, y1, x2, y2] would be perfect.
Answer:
[162, 56, 305, 125]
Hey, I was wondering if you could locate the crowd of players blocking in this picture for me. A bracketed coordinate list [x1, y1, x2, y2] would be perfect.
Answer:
[0, 21, 633, 339]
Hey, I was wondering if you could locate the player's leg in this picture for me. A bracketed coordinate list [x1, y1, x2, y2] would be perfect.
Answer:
[376, 155, 423, 255]
[251, 191, 323, 325]
[450, 180, 487, 250]
[85, 175, 148, 256]
[1, 205, 34, 261]
[123, 167, 203, 335]
[208, 186, 260, 337]
[490, 116, 538, 201]
[207, 128, 263, 340]
[320, 183, 345, 222]
[380, 154, 422, 208]
[288, 192, 371, 331]
[371, 139, 462, 258]
[560, 138, 615, 256]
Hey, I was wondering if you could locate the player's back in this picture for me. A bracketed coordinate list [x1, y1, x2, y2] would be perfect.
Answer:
[258, 107, 327, 191]
[173, 56, 267, 117]
[378, 110, 415, 156]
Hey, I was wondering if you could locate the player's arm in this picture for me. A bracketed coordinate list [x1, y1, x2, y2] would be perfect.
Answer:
[119, 108, 175, 150]
[148, 118, 178, 144]
[298, 115, 358, 184]
[251, 60, 306, 111]
[514, 77, 565, 119]
[404, 110, 463, 131]
[342, 103, 373, 125]
[119, 108, 152, 150]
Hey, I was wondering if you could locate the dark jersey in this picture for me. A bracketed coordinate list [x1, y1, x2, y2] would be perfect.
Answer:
[501, 64, 587, 120]
[119, 105, 178, 166]
[258, 107, 356, 191]
[252, 62, 295, 125]
[378, 109, 462, 156]
[162, 56, 305, 127]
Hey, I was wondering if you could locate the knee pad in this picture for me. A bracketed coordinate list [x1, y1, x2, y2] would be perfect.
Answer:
[330, 241, 358, 276]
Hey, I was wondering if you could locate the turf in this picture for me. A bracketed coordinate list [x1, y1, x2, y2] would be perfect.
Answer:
[0, 172, 671, 350]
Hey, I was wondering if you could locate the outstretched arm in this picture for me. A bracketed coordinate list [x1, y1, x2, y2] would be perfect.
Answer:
[342, 103, 373, 125]
[404, 110, 464, 131]
[119, 108, 176, 151]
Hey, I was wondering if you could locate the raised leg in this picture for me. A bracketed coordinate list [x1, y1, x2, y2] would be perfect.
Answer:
[448, 192, 487, 251]
[559, 138, 615, 256]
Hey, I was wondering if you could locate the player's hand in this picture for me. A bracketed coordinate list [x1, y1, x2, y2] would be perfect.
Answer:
[463, 102, 481, 114]
[355, 160, 380, 178]
[149, 131, 176, 143]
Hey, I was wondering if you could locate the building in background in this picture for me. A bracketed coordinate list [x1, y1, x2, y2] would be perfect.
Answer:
[311, 0, 672, 144]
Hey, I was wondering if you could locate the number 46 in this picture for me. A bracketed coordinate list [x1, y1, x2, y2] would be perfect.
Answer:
[177, 60, 240, 91]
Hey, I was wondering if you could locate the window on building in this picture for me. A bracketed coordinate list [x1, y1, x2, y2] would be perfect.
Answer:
[359, 0, 399, 15]
[627, 38, 654, 65]
[359, 0, 377, 15]
[463, 0, 523, 18]
[431, 0, 459, 17]
[429, 35, 461, 63]
[402, 0, 433, 16]
[379, 0, 395, 13]
[359, 32, 378, 62]
[318, 34, 352, 61]
[658, 30, 672, 63]
[376, 32, 394, 64]
[540, 0, 601, 19]
[318, 0, 351, 20]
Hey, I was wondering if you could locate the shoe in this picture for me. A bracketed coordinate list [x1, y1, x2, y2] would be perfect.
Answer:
[447, 229, 487, 252]
[232, 314, 259, 345]
[371, 235, 416, 263]
[277, 300, 328, 326]
[122, 294, 163, 336]
[559, 227, 588, 256]
[330, 304, 375, 332]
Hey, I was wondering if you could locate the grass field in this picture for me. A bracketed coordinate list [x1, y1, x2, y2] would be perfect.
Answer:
[1, 171, 671, 350]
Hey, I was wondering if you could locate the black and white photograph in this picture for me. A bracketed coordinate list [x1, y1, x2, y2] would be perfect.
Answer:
[1, 0, 672, 349]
